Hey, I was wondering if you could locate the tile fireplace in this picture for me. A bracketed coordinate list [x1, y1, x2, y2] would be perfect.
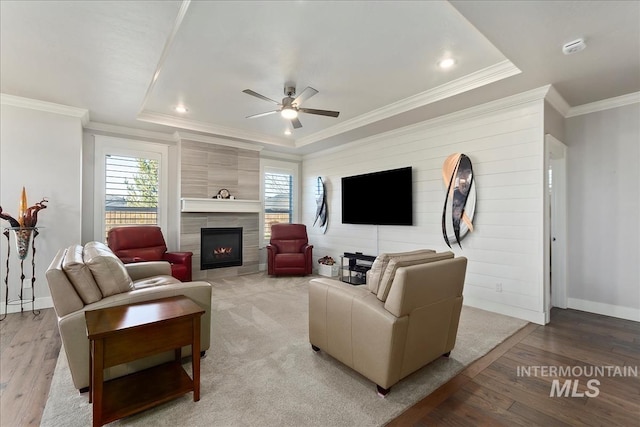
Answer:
[200, 227, 243, 270]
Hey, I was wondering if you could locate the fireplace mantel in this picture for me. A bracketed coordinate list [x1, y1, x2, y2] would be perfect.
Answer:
[181, 198, 261, 213]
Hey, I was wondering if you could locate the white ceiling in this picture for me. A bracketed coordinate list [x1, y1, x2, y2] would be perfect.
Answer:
[1, 1, 638, 154]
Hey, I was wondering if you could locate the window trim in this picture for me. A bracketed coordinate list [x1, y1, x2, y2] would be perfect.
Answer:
[260, 158, 300, 247]
[93, 136, 169, 242]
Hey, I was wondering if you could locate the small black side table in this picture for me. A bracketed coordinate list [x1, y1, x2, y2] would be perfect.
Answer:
[340, 252, 377, 285]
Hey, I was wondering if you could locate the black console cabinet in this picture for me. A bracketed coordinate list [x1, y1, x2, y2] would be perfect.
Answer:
[340, 252, 377, 285]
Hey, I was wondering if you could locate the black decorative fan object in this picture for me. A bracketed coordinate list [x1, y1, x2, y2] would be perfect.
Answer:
[242, 86, 340, 129]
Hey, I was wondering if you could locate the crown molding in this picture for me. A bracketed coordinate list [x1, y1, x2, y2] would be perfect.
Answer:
[296, 60, 521, 147]
[544, 85, 570, 117]
[137, 110, 293, 147]
[566, 91, 640, 118]
[410, 84, 548, 132]
[305, 85, 550, 159]
[260, 150, 302, 162]
[1, 93, 89, 125]
[84, 121, 178, 142]
[174, 131, 264, 151]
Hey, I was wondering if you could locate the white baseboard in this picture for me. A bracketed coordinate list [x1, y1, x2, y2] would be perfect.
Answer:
[567, 298, 640, 322]
[463, 296, 546, 325]
[0, 296, 53, 316]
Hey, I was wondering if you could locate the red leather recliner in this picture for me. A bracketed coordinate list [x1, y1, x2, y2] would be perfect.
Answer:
[107, 226, 193, 282]
[267, 223, 313, 276]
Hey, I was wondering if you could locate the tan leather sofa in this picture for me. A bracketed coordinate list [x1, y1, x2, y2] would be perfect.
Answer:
[45, 241, 212, 391]
[309, 250, 467, 396]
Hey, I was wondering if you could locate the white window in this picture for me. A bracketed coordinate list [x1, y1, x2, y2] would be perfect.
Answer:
[264, 172, 293, 236]
[94, 136, 168, 242]
[260, 158, 300, 245]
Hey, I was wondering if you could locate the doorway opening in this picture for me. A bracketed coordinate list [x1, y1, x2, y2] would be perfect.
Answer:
[545, 134, 568, 322]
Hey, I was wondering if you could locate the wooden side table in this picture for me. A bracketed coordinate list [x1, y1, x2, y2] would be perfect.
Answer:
[85, 295, 204, 427]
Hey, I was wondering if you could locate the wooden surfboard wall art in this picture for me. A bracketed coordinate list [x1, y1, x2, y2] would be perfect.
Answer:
[313, 176, 328, 234]
[442, 153, 476, 248]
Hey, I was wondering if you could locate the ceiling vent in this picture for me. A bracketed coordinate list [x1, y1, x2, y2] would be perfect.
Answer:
[562, 38, 586, 55]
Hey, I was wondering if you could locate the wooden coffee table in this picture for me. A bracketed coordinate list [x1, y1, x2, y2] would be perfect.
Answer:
[85, 295, 204, 427]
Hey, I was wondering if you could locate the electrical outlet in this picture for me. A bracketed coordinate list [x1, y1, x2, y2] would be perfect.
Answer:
[496, 283, 503, 293]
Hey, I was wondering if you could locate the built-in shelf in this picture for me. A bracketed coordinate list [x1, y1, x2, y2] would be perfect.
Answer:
[180, 198, 261, 213]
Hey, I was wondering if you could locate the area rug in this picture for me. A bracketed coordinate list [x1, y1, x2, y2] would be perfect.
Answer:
[41, 273, 528, 426]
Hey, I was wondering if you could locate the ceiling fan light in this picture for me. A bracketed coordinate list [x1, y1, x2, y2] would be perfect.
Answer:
[281, 108, 298, 119]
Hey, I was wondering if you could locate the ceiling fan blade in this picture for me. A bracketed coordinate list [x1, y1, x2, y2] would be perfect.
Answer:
[299, 108, 340, 118]
[291, 117, 302, 129]
[242, 89, 280, 105]
[246, 110, 279, 119]
[292, 86, 318, 106]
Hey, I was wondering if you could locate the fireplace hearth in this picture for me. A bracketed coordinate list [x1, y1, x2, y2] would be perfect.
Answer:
[201, 227, 243, 270]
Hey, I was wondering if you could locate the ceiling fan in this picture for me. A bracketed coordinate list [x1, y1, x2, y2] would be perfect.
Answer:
[242, 86, 340, 129]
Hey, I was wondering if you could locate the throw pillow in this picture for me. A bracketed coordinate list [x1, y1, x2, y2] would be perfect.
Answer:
[376, 251, 453, 302]
[367, 254, 390, 294]
[62, 244, 103, 304]
[368, 249, 434, 294]
[84, 241, 134, 297]
[367, 254, 397, 294]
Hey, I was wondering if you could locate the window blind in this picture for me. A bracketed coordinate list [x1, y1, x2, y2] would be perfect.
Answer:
[264, 172, 292, 239]
[104, 155, 159, 237]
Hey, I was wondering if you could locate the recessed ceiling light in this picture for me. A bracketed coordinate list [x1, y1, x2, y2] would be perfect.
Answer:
[175, 105, 188, 113]
[284, 129, 292, 135]
[438, 58, 455, 69]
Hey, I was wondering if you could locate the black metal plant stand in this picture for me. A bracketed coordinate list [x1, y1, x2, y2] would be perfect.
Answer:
[1, 227, 41, 321]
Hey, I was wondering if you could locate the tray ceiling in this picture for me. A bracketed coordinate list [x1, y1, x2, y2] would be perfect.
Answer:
[1, 1, 638, 153]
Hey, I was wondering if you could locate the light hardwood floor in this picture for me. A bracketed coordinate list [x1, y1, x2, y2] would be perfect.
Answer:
[1, 307, 638, 426]
[0, 308, 60, 427]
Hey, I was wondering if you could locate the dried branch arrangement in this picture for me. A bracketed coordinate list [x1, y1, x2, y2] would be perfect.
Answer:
[0, 187, 48, 228]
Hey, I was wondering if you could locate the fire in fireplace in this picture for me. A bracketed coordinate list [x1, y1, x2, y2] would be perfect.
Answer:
[214, 247, 233, 257]
[201, 227, 243, 269]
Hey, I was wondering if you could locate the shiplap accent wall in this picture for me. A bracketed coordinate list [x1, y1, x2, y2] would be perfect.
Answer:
[303, 97, 547, 324]
[179, 139, 261, 278]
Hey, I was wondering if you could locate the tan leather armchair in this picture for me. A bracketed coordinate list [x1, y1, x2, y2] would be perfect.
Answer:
[309, 251, 467, 396]
[46, 242, 212, 392]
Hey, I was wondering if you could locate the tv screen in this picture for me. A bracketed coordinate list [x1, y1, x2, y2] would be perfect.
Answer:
[341, 167, 413, 226]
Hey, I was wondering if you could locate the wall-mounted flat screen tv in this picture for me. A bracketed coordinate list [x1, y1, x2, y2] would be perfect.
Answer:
[341, 166, 413, 226]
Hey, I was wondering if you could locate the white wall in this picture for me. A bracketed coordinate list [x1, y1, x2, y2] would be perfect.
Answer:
[544, 100, 565, 142]
[303, 93, 548, 324]
[565, 103, 640, 321]
[0, 104, 83, 313]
